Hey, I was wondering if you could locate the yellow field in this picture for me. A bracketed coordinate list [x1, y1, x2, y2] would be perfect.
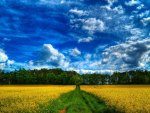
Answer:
[0, 85, 75, 113]
[81, 85, 150, 113]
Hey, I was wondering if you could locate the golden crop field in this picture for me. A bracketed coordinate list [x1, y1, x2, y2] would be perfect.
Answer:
[0, 85, 75, 113]
[81, 85, 150, 113]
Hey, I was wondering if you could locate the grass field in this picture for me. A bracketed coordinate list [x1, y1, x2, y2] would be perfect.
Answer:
[81, 85, 150, 113]
[0, 85, 74, 113]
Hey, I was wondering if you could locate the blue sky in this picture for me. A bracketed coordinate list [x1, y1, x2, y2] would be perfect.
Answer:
[0, 0, 150, 74]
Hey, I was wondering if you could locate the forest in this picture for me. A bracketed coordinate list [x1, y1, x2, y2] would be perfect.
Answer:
[0, 68, 150, 85]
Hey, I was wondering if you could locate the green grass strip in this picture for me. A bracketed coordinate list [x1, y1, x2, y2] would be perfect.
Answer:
[38, 87, 120, 113]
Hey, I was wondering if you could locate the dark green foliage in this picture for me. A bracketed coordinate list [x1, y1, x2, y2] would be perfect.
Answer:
[70, 75, 83, 85]
[110, 70, 150, 84]
[0, 69, 150, 85]
[82, 74, 110, 85]
[0, 68, 81, 85]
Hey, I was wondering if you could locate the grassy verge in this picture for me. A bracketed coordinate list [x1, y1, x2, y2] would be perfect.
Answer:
[38, 87, 119, 113]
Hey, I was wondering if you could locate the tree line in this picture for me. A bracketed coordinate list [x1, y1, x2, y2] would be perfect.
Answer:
[0, 68, 150, 85]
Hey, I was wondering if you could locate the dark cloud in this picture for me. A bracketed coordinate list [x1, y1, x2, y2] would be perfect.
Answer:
[101, 39, 150, 71]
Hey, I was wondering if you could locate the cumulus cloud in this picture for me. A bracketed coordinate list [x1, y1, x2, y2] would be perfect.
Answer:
[101, 4, 124, 14]
[125, 0, 140, 6]
[138, 10, 150, 18]
[0, 63, 5, 70]
[101, 39, 150, 71]
[69, 48, 81, 57]
[70, 0, 146, 43]
[100, 0, 124, 14]
[34, 44, 69, 67]
[84, 54, 92, 61]
[127, 27, 144, 41]
[82, 18, 105, 34]
[69, 8, 88, 16]
[0, 49, 14, 70]
[67, 58, 114, 74]
[136, 4, 144, 10]
[107, 0, 118, 5]
[113, 5, 124, 14]
[7, 60, 15, 65]
[141, 17, 150, 26]
[78, 37, 93, 43]
[0, 49, 8, 63]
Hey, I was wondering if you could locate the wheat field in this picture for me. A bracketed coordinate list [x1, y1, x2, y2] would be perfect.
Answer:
[81, 85, 150, 113]
[0, 85, 75, 113]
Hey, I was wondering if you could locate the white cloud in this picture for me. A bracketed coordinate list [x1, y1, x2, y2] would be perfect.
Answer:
[113, 5, 124, 14]
[107, 0, 118, 5]
[100, 0, 124, 14]
[69, 8, 87, 16]
[101, 5, 111, 10]
[137, 4, 144, 10]
[69, 48, 81, 57]
[0, 49, 15, 70]
[129, 28, 144, 40]
[70, 2, 142, 42]
[101, 5, 124, 14]
[82, 18, 105, 34]
[141, 17, 150, 26]
[38, 0, 62, 5]
[130, 28, 142, 35]
[125, 0, 140, 6]
[0, 63, 5, 70]
[138, 10, 150, 18]
[101, 39, 150, 71]
[74, 69, 114, 74]
[0, 49, 8, 63]
[60, 0, 81, 5]
[7, 60, 15, 65]
[34, 44, 69, 67]
[65, 39, 149, 73]
[96, 45, 108, 52]
[28, 60, 34, 66]
[125, 25, 145, 41]
[78, 37, 93, 43]
[84, 54, 92, 61]
[67, 59, 114, 74]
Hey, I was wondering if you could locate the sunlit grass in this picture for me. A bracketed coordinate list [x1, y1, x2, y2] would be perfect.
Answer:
[0, 85, 75, 113]
[81, 85, 150, 113]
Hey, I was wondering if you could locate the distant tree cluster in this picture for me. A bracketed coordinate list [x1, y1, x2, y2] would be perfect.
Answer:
[110, 70, 150, 84]
[82, 70, 150, 84]
[0, 69, 150, 85]
[0, 69, 81, 85]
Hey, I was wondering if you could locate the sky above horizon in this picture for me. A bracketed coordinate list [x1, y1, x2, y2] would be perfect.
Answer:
[0, 0, 150, 74]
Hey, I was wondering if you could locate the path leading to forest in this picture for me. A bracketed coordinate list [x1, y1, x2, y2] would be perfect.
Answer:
[39, 87, 118, 113]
